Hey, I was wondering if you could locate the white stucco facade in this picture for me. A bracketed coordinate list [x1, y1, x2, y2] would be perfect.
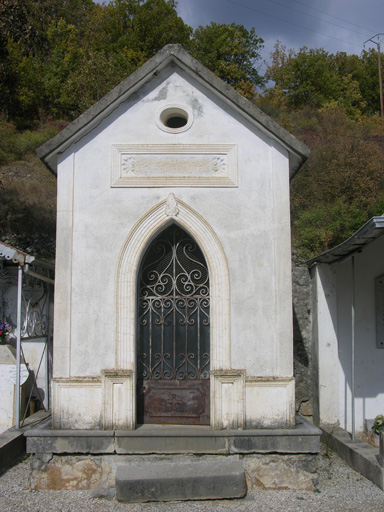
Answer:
[40, 46, 308, 430]
[310, 220, 384, 433]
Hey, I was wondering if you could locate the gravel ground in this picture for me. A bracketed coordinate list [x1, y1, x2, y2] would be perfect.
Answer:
[0, 449, 383, 512]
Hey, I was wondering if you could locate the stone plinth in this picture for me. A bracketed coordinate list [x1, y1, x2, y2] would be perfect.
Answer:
[25, 415, 320, 455]
[26, 416, 320, 494]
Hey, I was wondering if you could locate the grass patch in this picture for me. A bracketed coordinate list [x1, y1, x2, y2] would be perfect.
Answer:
[0, 120, 62, 165]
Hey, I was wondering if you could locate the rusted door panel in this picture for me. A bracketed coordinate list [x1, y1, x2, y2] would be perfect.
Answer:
[138, 380, 210, 425]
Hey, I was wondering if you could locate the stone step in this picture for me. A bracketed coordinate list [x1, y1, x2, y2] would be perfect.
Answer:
[25, 417, 322, 455]
[115, 459, 246, 502]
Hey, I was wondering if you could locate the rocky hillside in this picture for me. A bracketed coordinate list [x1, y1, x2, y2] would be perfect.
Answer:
[0, 154, 57, 262]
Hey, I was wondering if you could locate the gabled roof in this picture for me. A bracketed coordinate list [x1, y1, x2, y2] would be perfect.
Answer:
[38, 44, 309, 178]
[306, 216, 384, 267]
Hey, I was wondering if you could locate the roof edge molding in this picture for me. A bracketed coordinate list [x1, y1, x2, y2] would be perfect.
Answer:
[305, 216, 384, 267]
[37, 44, 309, 178]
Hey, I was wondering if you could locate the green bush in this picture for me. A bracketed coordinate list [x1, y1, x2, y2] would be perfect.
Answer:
[293, 200, 369, 260]
[0, 121, 60, 165]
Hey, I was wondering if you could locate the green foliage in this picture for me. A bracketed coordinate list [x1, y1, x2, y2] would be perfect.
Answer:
[1, 1, 383, 262]
[0, 0, 269, 122]
[372, 414, 384, 435]
[292, 200, 368, 260]
[0, 120, 60, 164]
[353, 48, 383, 115]
[264, 42, 379, 117]
[291, 106, 384, 259]
[0, 0, 96, 124]
[0, 0, 193, 123]
[125, 0, 192, 55]
[191, 22, 264, 98]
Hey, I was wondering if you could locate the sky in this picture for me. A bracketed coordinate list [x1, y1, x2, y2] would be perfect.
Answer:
[176, 0, 384, 73]
[95, 0, 384, 75]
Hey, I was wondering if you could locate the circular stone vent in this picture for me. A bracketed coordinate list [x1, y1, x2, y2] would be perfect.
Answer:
[157, 105, 193, 133]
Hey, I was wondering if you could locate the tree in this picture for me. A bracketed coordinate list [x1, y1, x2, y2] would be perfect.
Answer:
[191, 22, 264, 99]
[0, 0, 95, 124]
[127, 0, 192, 55]
[59, 0, 192, 117]
[359, 48, 383, 115]
[264, 42, 380, 118]
[291, 105, 384, 258]
[266, 44, 340, 108]
[0, 0, 193, 123]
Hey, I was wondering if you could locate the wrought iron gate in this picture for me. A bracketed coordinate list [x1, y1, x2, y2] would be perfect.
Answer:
[137, 224, 210, 425]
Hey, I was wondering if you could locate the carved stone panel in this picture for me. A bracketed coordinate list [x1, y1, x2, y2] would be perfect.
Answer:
[111, 144, 238, 187]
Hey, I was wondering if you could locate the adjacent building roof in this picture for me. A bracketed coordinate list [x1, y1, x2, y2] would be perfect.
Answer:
[0, 242, 55, 285]
[306, 216, 384, 267]
[37, 44, 309, 179]
[0, 242, 35, 266]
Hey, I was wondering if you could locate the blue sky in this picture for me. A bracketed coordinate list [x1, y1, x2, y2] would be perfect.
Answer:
[96, 0, 384, 73]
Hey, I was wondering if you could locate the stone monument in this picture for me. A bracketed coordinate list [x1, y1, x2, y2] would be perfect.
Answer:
[37, 44, 310, 432]
[27, 44, 322, 497]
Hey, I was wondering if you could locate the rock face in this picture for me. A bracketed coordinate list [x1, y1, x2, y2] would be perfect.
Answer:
[292, 254, 313, 421]
[30, 454, 114, 491]
[245, 454, 318, 491]
[29, 453, 319, 495]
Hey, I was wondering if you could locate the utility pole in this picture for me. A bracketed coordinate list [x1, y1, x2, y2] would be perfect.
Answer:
[364, 34, 384, 127]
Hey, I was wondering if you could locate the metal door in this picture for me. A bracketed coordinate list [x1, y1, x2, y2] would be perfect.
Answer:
[137, 224, 210, 425]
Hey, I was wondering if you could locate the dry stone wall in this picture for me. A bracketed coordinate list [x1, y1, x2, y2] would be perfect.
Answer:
[292, 252, 314, 421]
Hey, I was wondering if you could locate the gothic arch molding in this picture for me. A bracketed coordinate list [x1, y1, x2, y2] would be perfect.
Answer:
[115, 194, 231, 378]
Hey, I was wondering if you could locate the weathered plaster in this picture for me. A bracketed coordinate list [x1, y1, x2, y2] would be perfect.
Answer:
[45, 47, 306, 430]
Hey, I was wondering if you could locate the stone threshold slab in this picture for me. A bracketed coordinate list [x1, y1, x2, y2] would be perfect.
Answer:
[25, 415, 321, 455]
[115, 459, 246, 502]
[0, 411, 51, 471]
[321, 424, 384, 491]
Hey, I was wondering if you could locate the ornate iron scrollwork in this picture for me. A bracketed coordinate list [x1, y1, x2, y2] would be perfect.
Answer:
[138, 225, 210, 381]
[21, 273, 49, 338]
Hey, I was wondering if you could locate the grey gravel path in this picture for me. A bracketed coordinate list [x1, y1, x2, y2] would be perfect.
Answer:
[0, 449, 383, 512]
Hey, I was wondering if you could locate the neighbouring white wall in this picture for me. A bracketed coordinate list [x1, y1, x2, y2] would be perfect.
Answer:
[336, 236, 384, 433]
[311, 263, 339, 426]
[313, 235, 384, 433]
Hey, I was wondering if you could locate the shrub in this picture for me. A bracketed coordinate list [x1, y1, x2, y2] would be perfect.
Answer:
[0, 120, 60, 165]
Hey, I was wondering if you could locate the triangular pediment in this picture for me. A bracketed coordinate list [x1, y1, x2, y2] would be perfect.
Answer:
[38, 44, 309, 177]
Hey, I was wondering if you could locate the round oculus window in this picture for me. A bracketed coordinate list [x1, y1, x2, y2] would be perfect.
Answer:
[156, 105, 193, 133]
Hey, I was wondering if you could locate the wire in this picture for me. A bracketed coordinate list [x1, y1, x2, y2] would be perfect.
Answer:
[218, 0, 366, 50]
[287, 0, 376, 35]
[258, 0, 372, 38]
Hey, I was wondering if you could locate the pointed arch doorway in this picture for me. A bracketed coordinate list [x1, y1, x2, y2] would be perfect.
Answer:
[137, 224, 210, 425]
